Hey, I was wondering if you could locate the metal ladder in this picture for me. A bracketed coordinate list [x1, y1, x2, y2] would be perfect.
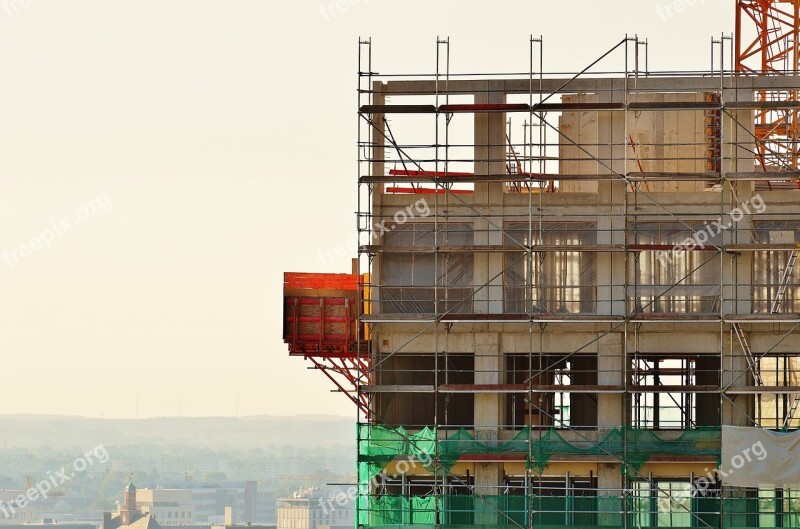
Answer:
[771, 250, 797, 314]
[733, 323, 763, 386]
[783, 394, 800, 429]
[783, 357, 800, 429]
[505, 129, 527, 193]
[769, 250, 799, 428]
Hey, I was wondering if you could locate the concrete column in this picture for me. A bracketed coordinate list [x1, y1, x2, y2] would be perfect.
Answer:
[596, 213, 614, 316]
[597, 463, 623, 527]
[474, 463, 503, 526]
[597, 327, 624, 526]
[722, 84, 756, 178]
[722, 84, 756, 317]
[371, 81, 386, 204]
[473, 81, 506, 205]
[473, 216, 490, 314]
[726, 209, 753, 315]
[597, 79, 627, 316]
[598, 332, 623, 428]
[473, 82, 505, 315]
[474, 332, 504, 436]
[370, 83, 385, 316]
[473, 332, 504, 525]
[595, 201, 626, 316]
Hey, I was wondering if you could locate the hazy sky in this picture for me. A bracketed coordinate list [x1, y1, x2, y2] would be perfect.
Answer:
[0, 0, 734, 418]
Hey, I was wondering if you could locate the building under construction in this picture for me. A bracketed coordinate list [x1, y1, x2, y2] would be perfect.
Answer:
[284, 2, 800, 527]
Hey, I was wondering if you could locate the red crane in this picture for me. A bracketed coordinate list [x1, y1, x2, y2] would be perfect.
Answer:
[736, 1, 800, 175]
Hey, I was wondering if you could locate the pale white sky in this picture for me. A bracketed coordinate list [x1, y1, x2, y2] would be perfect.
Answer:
[0, 0, 733, 418]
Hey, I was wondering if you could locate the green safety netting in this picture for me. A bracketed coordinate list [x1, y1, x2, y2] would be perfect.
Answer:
[359, 495, 437, 526]
[439, 427, 532, 470]
[357, 424, 437, 483]
[358, 494, 623, 528]
[722, 496, 800, 528]
[358, 495, 800, 528]
[357, 495, 529, 527]
[358, 424, 721, 479]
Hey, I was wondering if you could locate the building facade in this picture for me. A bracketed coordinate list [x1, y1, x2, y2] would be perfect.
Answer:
[276, 489, 352, 529]
[285, 35, 800, 528]
[159, 480, 274, 524]
[101, 481, 162, 529]
[135, 488, 194, 527]
[0, 489, 50, 522]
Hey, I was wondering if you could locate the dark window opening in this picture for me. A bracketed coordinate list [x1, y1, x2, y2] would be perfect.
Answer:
[631, 354, 720, 429]
[506, 354, 598, 429]
[375, 354, 474, 427]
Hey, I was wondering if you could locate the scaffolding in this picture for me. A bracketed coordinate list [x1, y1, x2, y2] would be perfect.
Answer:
[346, 32, 800, 529]
[283, 15, 800, 529]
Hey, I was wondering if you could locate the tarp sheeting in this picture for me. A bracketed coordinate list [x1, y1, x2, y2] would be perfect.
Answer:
[721, 426, 800, 488]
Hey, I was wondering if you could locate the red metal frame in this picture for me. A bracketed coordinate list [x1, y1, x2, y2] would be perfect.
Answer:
[308, 356, 371, 417]
[384, 186, 474, 195]
[283, 272, 371, 416]
[736, 0, 800, 178]
[285, 297, 357, 356]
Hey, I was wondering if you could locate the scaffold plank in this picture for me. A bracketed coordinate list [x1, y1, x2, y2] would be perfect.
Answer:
[725, 100, 800, 109]
[359, 385, 435, 393]
[439, 103, 529, 113]
[725, 386, 800, 394]
[359, 104, 436, 114]
[628, 101, 718, 111]
[629, 385, 720, 393]
[384, 186, 474, 194]
[361, 244, 626, 253]
[532, 102, 625, 111]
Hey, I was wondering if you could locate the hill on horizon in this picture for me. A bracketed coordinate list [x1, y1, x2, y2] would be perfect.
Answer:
[0, 414, 355, 450]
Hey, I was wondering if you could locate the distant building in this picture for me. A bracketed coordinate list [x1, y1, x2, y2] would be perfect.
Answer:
[0, 524, 95, 529]
[211, 508, 275, 529]
[155, 506, 275, 529]
[159, 480, 274, 524]
[134, 489, 194, 527]
[0, 489, 49, 522]
[101, 481, 161, 529]
[0, 487, 96, 524]
[254, 490, 275, 526]
[276, 489, 351, 529]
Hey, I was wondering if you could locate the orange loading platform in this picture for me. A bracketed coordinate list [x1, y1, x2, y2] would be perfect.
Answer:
[283, 272, 370, 415]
